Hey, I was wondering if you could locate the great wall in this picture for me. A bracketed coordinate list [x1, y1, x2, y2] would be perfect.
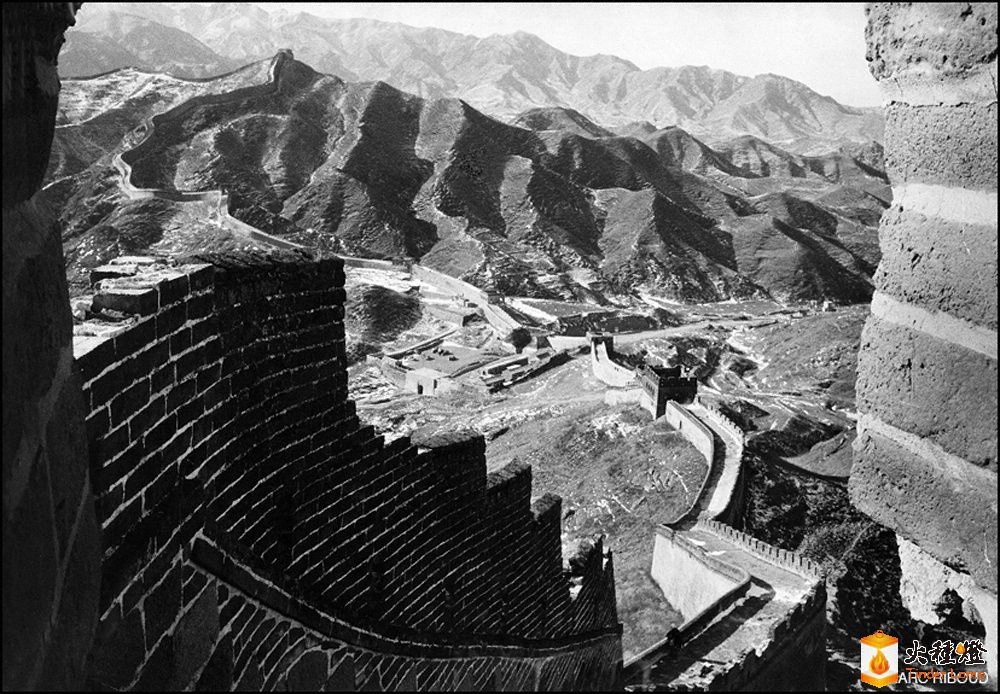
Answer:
[3, 2, 997, 690]
[70, 251, 623, 689]
[109, 50, 310, 253]
[583, 332, 827, 689]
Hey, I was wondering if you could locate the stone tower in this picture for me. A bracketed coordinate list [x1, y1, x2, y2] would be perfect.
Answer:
[852, 2, 997, 678]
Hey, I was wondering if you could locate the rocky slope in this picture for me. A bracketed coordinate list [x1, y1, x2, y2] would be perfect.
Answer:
[62, 3, 882, 153]
[59, 10, 240, 78]
[45, 52, 885, 304]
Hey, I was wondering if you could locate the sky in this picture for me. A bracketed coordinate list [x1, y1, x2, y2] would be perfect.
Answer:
[260, 2, 879, 106]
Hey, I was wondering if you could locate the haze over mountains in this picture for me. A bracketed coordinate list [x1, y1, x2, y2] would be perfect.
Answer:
[61, 3, 883, 154]
[46, 50, 887, 305]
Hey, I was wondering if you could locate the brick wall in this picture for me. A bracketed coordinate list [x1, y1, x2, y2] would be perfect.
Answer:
[188, 532, 623, 691]
[704, 583, 827, 691]
[627, 531, 826, 691]
[74, 250, 621, 689]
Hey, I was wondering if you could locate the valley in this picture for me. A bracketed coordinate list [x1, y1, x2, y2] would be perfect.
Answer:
[8, 3, 995, 691]
[46, 51, 886, 307]
[50, 45, 892, 668]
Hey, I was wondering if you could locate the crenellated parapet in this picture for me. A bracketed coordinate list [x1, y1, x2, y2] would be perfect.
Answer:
[72, 250, 622, 689]
[629, 521, 826, 691]
[695, 520, 825, 580]
[695, 397, 747, 446]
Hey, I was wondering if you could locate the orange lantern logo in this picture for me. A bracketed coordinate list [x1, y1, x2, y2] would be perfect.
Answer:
[860, 630, 899, 687]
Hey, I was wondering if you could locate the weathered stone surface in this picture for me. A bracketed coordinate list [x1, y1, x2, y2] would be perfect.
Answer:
[896, 534, 980, 625]
[857, 317, 998, 468]
[968, 586, 998, 680]
[324, 655, 354, 691]
[35, 493, 102, 689]
[92, 286, 161, 316]
[167, 583, 220, 689]
[3, 4, 100, 690]
[2, 196, 100, 694]
[2, 4, 80, 207]
[3, 205, 72, 469]
[2, 446, 59, 689]
[89, 606, 146, 689]
[195, 634, 233, 691]
[850, 426, 998, 592]
[866, 3, 999, 81]
[410, 425, 485, 451]
[874, 207, 998, 330]
[884, 102, 998, 190]
[858, 14, 999, 668]
[285, 649, 329, 691]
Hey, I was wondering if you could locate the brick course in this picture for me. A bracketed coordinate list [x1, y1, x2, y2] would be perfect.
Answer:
[74, 250, 622, 690]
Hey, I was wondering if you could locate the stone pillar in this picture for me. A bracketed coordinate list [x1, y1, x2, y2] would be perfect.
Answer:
[2, 3, 101, 689]
[851, 2, 997, 679]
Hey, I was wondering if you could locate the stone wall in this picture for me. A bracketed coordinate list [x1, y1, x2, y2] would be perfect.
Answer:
[2, 3, 101, 690]
[588, 335, 638, 388]
[110, 529, 621, 691]
[75, 251, 622, 689]
[648, 526, 750, 622]
[695, 400, 748, 525]
[409, 264, 523, 335]
[660, 402, 715, 522]
[695, 520, 825, 580]
[705, 583, 827, 691]
[627, 526, 826, 691]
[852, 2, 997, 676]
[341, 255, 402, 271]
[110, 50, 303, 252]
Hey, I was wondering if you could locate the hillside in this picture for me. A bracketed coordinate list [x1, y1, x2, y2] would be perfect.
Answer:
[62, 3, 882, 153]
[44, 52, 885, 304]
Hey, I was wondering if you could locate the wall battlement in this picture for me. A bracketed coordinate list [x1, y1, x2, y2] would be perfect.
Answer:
[629, 388, 823, 690]
[696, 397, 747, 446]
[628, 522, 826, 690]
[695, 520, 825, 580]
[72, 251, 622, 689]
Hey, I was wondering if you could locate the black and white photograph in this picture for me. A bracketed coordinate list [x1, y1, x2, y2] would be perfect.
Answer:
[3, 2, 996, 691]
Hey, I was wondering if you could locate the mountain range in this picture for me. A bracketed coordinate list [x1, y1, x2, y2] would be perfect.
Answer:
[45, 51, 887, 305]
[60, 3, 883, 154]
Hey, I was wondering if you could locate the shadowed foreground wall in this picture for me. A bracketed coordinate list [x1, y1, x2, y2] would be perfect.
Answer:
[75, 252, 622, 689]
[852, 1, 998, 677]
[4, 4, 621, 688]
[2, 3, 101, 690]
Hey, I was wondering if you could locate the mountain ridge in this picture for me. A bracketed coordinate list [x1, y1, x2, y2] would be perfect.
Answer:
[61, 3, 883, 154]
[47, 51, 886, 306]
